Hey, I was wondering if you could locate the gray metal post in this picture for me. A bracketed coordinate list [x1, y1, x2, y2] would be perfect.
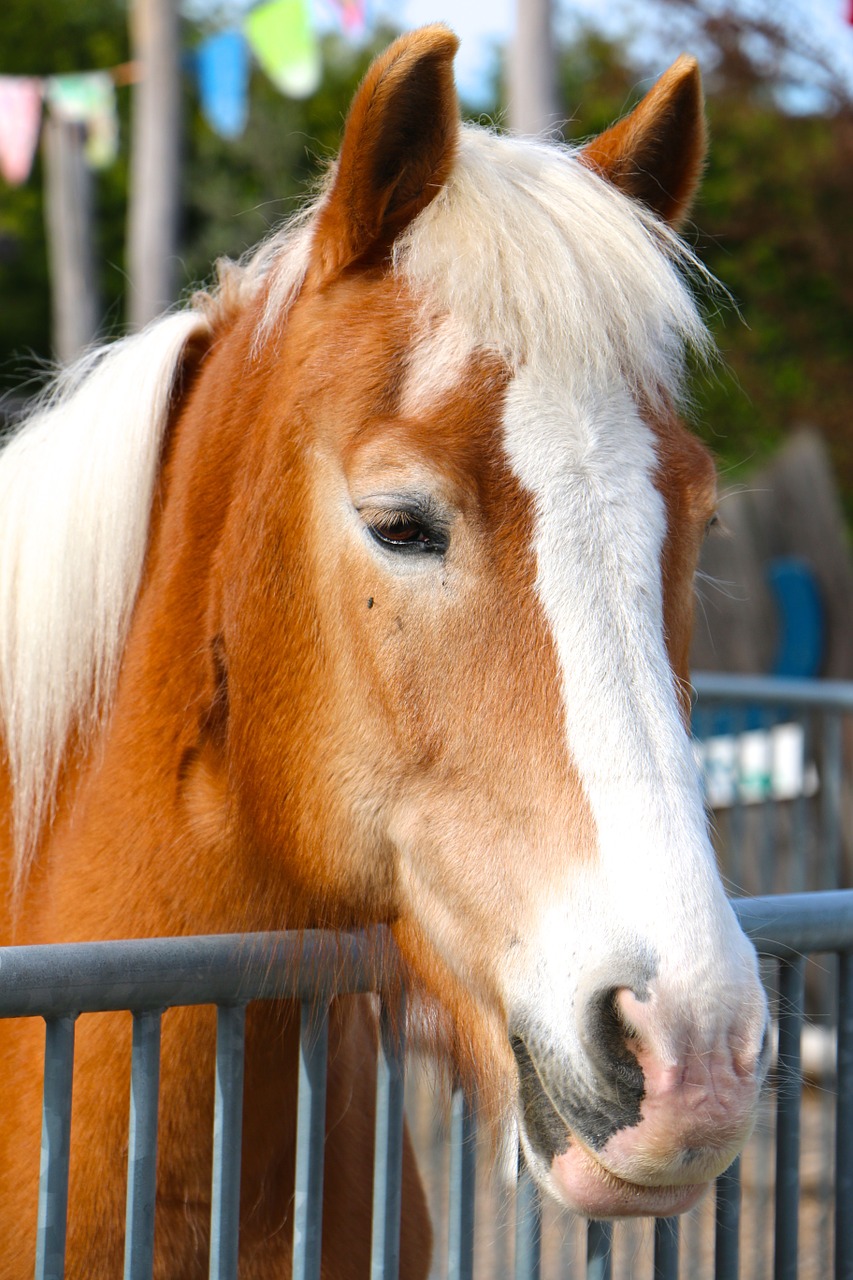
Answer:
[654, 1216, 679, 1279]
[127, 0, 181, 327]
[837, 950, 853, 1280]
[124, 1011, 162, 1280]
[822, 712, 843, 890]
[209, 1004, 247, 1280]
[514, 1165, 541, 1280]
[774, 957, 805, 1280]
[371, 992, 406, 1280]
[587, 1219, 612, 1280]
[35, 1016, 76, 1280]
[447, 1088, 476, 1280]
[42, 116, 99, 362]
[714, 1157, 742, 1279]
[292, 1001, 330, 1280]
[508, 0, 558, 135]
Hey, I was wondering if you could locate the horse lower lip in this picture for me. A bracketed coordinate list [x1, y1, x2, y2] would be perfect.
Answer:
[550, 1143, 707, 1218]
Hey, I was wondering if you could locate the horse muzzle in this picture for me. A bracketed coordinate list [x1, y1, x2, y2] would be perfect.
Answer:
[511, 975, 770, 1218]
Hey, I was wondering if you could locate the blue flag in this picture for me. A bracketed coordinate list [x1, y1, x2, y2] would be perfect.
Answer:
[197, 31, 250, 139]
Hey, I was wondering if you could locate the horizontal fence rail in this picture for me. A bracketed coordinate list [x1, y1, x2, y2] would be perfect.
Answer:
[1, 890, 852, 1280]
[691, 672, 851, 899]
[0, 928, 396, 1018]
[692, 674, 853, 712]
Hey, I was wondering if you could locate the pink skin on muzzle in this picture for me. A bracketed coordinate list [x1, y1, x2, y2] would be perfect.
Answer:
[545, 985, 768, 1217]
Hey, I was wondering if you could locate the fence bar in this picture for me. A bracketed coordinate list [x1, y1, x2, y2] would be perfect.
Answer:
[35, 1016, 76, 1280]
[447, 1088, 476, 1280]
[838, 950, 853, 1280]
[124, 1011, 162, 1280]
[292, 1000, 330, 1280]
[733, 891, 853, 958]
[209, 1004, 247, 1280]
[3, 903, 852, 1018]
[514, 1166, 541, 1280]
[714, 1156, 742, 1279]
[692, 673, 853, 712]
[0, 929, 392, 1019]
[654, 1216, 679, 1279]
[371, 991, 406, 1280]
[774, 957, 805, 1280]
[587, 1219, 612, 1280]
[821, 713, 843, 891]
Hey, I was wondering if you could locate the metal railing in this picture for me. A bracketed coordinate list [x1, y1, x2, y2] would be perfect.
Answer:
[0, 929, 402, 1280]
[691, 673, 853, 898]
[2, 891, 852, 1280]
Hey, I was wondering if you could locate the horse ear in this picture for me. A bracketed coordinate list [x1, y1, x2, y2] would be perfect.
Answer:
[311, 25, 460, 279]
[581, 55, 706, 228]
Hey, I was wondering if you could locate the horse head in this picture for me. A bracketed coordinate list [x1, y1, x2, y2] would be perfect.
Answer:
[192, 28, 768, 1216]
[0, 26, 768, 1228]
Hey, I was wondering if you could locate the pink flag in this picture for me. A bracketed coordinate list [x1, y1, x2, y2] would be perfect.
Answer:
[0, 77, 43, 185]
[331, 0, 366, 34]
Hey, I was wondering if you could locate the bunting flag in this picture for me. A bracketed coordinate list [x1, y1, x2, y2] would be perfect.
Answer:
[328, 0, 367, 36]
[197, 31, 250, 138]
[0, 77, 43, 186]
[44, 72, 118, 168]
[244, 0, 321, 99]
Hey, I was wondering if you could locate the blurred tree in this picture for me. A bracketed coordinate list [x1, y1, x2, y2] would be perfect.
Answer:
[0, 7, 394, 397]
[558, 3, 853, 519]
[2, 2, 851, 529]
[0, 0, 129, 396]
[178, 27, 399, 292]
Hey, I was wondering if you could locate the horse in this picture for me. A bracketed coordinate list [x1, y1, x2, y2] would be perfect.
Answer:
[0, 25, 769, 1278]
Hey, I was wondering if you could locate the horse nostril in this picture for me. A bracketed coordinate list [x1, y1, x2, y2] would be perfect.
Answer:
[580, 986, 646, 1104]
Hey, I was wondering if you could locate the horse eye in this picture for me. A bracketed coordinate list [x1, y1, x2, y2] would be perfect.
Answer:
[367, 511, 447, 554]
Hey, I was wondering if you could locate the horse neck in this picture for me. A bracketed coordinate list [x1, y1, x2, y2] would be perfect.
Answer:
[17, 310, 293, 945]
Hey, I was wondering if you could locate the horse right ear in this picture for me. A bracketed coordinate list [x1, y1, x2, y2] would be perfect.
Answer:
[310, 25, 460, 280]
[580, 55, 706, 228]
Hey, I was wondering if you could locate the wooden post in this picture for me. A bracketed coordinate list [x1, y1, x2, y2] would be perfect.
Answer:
[42, 115, 100, 364]
[126, 0, 181, 329]
[508, 0, 559, 135]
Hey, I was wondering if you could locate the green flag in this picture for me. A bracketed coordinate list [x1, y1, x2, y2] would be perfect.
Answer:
[45, 72, 118, 168]
[244, 0, 321, 99]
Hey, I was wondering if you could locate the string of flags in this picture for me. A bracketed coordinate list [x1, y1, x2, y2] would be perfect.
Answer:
[0, 0, 367, 186]
[0, 70, 125, 186]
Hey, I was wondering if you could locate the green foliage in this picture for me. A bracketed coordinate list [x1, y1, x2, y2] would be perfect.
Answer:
[0, 0, 129, 394]
[693, 96, 853, 516]
[548, 28, 853, 521]
[179, 29, 399, 293]
[1, 10, 851, 526]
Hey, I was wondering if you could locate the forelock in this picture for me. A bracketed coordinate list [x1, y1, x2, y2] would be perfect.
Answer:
[391, 125, 714, 406]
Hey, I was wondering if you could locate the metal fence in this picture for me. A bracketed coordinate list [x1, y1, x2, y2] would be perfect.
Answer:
[0, 929, 402, 1280]
[680, 674, 853, 1280]
[691, 673, 853, 898]
[2, 674, 852, 1279]
[2, 891, 852, 1280]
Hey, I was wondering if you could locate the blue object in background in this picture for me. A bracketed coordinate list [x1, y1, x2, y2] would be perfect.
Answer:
[767, 557, 825, 679]
[692, 556, 825, 739]
[197, 31, 250, 140]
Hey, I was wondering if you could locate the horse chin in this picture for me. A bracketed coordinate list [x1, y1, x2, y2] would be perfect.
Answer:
[545, 1142, 707, 1219]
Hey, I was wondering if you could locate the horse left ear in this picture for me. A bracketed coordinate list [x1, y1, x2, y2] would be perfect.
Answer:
[580, 55, 706, 228]
[311, 25, 460, 280]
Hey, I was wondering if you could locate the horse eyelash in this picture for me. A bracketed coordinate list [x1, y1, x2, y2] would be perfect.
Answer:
[368, 509, 422, 531]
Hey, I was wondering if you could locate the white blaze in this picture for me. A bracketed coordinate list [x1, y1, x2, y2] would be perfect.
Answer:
[502, 368, 750, 1053]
